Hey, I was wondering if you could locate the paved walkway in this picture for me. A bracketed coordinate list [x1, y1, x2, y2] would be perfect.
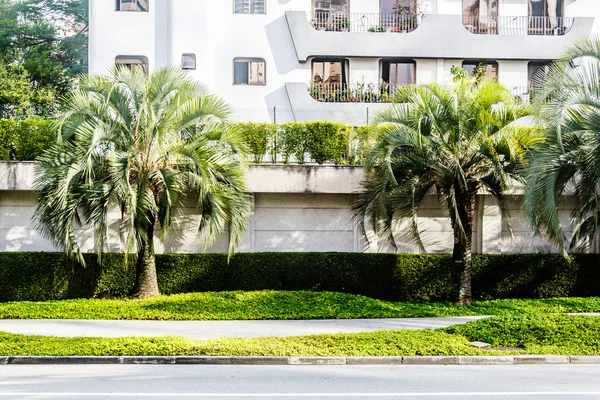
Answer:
[0, 317, 489, 340]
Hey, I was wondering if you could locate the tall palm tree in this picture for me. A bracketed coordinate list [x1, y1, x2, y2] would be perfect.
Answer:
[354, 80, 541, 305]
[525, 36, 600, 253]
[34, 66, 251, 298]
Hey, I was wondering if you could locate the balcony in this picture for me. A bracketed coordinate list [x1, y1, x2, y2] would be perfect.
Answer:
[285, 11, 594, 62]
[306, 83, 534, 104]
[462, 16, 574, 36]
[310, 13, 420, 33]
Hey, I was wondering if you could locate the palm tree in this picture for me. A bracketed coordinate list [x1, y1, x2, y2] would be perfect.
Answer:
[34, 66, 251, 298]
[354, 80, 541, 305]
[525, 36, 600, 253]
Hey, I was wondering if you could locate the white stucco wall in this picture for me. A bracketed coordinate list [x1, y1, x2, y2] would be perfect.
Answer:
[89, 0, 595, 116]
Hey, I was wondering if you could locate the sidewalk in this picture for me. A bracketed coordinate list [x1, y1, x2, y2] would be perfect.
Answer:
[0, 316, 489, 340]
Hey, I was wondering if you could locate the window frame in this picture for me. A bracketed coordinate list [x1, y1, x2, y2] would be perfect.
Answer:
[181, 53, 197, 70]
[115, 0, 149, 12]
[115, 55, 149, 75]
[233, 0, 266, 15]
[233, 57, 267, 86]
[311, 58, 349, 87]
[461, 60, 499, 79]
[312, 0, 350, 18]
[380, 59, 416, 86]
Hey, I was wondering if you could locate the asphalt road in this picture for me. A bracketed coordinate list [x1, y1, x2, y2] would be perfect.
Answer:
[1, 364, 600, 399]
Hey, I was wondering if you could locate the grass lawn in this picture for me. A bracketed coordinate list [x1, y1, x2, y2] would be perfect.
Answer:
[0, 291, 599, 321]
[1, 315, 598, 357]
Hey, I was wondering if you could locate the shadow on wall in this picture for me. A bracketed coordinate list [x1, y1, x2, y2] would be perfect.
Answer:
[265, 16, 300, 75]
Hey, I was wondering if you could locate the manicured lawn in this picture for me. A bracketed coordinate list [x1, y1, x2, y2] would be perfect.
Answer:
[1, 315, 598, 356]
[0, 291, 599, 320]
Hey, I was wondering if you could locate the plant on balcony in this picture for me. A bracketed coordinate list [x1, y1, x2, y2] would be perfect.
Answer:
[34, 66, 251, 298]
[368, 26, 386, 33]
[355, 80, 542, 305]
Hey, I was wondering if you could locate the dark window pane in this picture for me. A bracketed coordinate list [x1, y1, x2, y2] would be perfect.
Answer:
[234, 62, 249, 84]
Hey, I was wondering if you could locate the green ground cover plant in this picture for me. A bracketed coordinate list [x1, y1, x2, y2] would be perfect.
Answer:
[1, 315, 598, 357]
[1, 291, 600, 321]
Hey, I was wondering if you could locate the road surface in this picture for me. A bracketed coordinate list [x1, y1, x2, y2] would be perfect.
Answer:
[1, 364, 600, 399]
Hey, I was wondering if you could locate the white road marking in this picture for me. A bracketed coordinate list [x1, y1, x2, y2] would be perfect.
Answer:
[1, 393, 600, 397]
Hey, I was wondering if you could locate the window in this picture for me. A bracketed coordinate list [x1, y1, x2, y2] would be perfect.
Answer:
[380, 0, 417, 14]
[234, 0, 265, 14]
[233, 58, 266, 85]
[528, 0, 565, 35]
[462, 60, 498, 79]
[311, 59, 349, 88]
[182, 54, 196, 70]
[381, 60, 415, 86]
[115, 56, 149, 74]
[462, 0, 498, 34]
[312, 0, 349, 18]
[116, 0, 149, 12]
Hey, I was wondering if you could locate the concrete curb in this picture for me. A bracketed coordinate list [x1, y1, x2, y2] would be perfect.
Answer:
[2, 356, 599, 365]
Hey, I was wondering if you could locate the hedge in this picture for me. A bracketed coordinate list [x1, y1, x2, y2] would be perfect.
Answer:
[1, 253, 600, 302]
[0, 118, 55, 161]
[235, 121, 361, 165]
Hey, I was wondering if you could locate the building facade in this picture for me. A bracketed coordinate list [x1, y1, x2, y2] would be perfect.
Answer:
[90, 0, 598, 124]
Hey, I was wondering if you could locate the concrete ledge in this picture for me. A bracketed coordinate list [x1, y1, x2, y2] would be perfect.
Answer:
[570, 356, 600, 364]
[232, 357, 290, 365]
[514, 356, 570, 364]
[2, 355, 600, 365]
[402, 356, 459, 365]
[346, 356, 403, 365]
[459, 356, 514, 365]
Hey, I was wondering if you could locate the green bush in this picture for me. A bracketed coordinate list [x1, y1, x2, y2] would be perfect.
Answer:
[0, 118, 55, 161]
[232, 121, 373, 165]
[2, 252, 600, 303]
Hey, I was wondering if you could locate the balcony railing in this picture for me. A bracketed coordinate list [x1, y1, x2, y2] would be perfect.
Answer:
[310, 13, 420, 33]
[463, 15, 574, 36]
[308, 83, 537, 104]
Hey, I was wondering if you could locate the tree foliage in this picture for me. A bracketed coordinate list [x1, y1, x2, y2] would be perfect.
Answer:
[525, 36, 600, 253]
[354, 80, 541, 304]
[34, 67, 251, 298]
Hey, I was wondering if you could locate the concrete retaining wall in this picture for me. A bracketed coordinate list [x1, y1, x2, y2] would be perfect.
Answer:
[0, 162, 583, 254]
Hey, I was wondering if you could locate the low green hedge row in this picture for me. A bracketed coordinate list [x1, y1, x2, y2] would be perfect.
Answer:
[0, 118, 55, 161]
[236, 122, 386, 165]
[1, 253, 599, 302]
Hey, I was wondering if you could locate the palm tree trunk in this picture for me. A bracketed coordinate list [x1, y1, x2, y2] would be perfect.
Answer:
[451, 192, 476, 306]
[133, 220, 160, 298]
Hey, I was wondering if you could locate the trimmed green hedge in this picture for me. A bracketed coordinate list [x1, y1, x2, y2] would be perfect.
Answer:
[1, 253, 600, 302]
[0, 118, 55, 161]
[235, 121, 359, 165]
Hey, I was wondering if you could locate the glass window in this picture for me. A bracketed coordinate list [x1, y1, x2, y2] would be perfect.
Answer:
[381, 60, 415, 86]
[234, 0, 265, 14]
[462, 60, 498, 79]
[311, 59, 348, 87]
[116, 0, 149, 12]
[312, 0, 349, 18]
[462, 0, 498, 34]
[182, 54, 196, 70]
[233, 58, 266, 85]
[380, 0, 417, 14]
[528, 0, 565, 35]
[115, 56, 149, 74]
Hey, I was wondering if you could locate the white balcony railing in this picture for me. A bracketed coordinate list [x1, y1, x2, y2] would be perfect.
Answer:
[308, 83, 537, 104]
[310, 13, 420, 33]
[462, 15, 574, 36]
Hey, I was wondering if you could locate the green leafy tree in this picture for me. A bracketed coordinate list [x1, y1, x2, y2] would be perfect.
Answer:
[34, 67, 251, 298]
[525, 37, 600, 253]
[0, 62, 55, 118]
[354, 80, 541, 305]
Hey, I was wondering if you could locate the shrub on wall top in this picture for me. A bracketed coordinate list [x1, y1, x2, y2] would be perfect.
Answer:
[0, 118, 55, 161]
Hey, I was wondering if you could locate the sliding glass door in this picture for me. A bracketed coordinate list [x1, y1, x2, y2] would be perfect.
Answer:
[528, 0, 565, 35]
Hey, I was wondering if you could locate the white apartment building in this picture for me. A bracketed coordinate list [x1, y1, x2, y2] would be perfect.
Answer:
[89, 0, 599, 124]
